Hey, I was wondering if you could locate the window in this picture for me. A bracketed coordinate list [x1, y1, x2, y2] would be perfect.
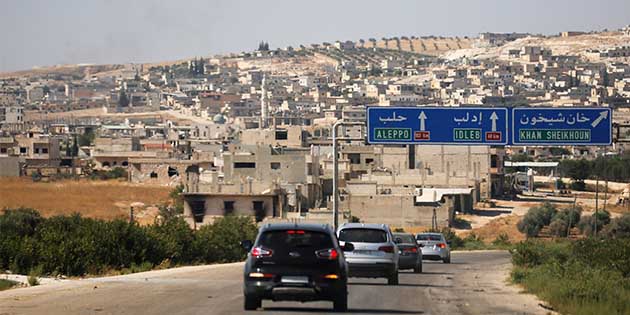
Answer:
[258, 230, 333, 253]
[102, 161, 111, 167]
[270, 162, 281, 170]
[224, 201, 235, 215]
[348, 153, 361, 164]
[34, 148, 40, 154]
[234, 162, 256, 168]
[338, 228, 387, 243]
[42, 148, 48, 154]
[416, 234, 443, 241]
[0, 148, 6, 154]
[167, 166, 179, 177]
[150, 171, 158, 178]
[275, 130, 288, 140]
[189, 200, 205, 223]
[253, 201, 265, 222]
[366, 158, 374, 164]
[20, 147, 27, 154]
[491, 154, 498, 168]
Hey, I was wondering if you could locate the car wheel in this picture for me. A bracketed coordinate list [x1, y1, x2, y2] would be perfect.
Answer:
[244, 294, 261, 311]
[333, 289, 348, 312]
[387, 272, 399, 285]
[443, 256, 451, 264]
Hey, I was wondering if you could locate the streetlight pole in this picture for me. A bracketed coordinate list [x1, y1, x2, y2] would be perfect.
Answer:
[332, 121, 365, 231]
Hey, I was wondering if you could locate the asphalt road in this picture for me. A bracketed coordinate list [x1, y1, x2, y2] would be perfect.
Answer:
[0, 251, 548, 315]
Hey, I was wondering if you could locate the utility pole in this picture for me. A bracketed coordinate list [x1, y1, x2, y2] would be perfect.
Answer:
[594, 176, 599, 236]
[332, 121, 365, 231]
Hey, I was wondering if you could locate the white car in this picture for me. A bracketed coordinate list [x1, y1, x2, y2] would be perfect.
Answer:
[415, 233, 451, 263]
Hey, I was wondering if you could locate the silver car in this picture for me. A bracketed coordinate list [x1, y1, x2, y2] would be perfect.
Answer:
[415, 233, 451, 263]
[337, 223, 399, 285]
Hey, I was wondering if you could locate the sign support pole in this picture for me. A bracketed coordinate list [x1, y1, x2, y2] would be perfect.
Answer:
[332, 121, 365, 231]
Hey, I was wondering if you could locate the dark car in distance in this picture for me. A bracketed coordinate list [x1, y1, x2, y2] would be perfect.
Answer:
[393, 232, 422, 273]
[241, 223, 354, 312]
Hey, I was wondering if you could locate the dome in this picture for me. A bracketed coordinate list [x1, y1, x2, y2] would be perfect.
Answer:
[213, 114, 226, 124]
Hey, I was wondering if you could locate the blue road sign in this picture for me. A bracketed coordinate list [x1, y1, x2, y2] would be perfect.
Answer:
[512, 107, 612, 146]
[367, 107, 509, 145]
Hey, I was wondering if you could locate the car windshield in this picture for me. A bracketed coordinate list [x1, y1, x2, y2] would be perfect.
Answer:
[416, 234, 443, 241]
[258, 230, 333, 251]
[339, 228, 387, 243]
[393, 234, 416, 244]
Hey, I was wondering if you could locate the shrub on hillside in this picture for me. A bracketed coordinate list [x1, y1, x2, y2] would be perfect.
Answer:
[602, 213, 630, 239]
[578, 210, 611, 236]
[548, 206, 582, 237]
[517, 202, 558, 237]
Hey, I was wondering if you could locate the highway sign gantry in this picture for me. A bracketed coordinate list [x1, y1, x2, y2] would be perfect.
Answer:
[367, 107, 509, 145]
[512, 107, 612, 146]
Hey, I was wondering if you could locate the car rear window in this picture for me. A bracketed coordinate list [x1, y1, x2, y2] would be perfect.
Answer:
[258, 230, 333, 251]
[416, 234, 442, 241]
[394, 234, 415, 243]
[338, 228, 387, 243]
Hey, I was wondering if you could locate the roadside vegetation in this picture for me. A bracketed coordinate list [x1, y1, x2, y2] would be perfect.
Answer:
[0, 279, 19, 291]
[511, 239, 630, 315]
[429, 227, 514, 251]
[510, 201, 630, 314]
[517, 201, 630, 238]
[0, 208, 258, 277]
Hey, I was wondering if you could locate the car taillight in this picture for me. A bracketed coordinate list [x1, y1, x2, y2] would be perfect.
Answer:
[437, 243, 446, 249]
[287, 230, 305, 234]
[251, 246, 273, 258]
[403, 247, 418, 253]
[316, 248, 339, 260]
[249, 272, 273, 279]
[378, 246, 394, 253]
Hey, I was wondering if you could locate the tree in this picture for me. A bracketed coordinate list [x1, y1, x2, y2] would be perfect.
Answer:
[258, 41, 269, 51]
[78, 130, 95, 147]
[118, 90, 129, 108]
[71, 135, 79, 157]
[517, 202, 558, 237]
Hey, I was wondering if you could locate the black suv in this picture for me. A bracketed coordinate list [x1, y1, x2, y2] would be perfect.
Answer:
[241, 223, 353, 312]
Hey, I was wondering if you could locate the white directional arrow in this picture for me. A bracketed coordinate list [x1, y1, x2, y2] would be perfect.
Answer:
[591, 110, 609, 128]
[490, 111, 499, 132]
[418, 111, 427, 131]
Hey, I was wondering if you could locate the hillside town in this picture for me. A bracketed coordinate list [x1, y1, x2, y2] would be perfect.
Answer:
[2, 28, 630, 229]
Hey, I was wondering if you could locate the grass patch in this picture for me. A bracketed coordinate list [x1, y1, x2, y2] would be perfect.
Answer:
[0, 279, 19, 291]
[510, 239, 630, 315]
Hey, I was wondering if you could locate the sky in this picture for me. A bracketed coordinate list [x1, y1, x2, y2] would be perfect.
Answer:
[1, 0, 630, 72]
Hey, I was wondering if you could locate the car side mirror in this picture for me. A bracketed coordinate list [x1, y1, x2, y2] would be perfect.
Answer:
[241, 240, 253, 252]
[342, 242, 355, 252]
[394, 237, 403, 244]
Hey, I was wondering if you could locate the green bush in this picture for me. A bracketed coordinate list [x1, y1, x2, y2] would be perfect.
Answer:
[0, 279, 18, 291]
[548, 206, 582, 237]
[578, 210, 611, 236]
[148, 217, 195, 266]
[193, 216, 258, 263]
[0, 208, 259, 277]
[570, 181, 586, 191]
[517, 202, 558, 237]
[511, 239, 630, 315]
[603, 213, 630, 238]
